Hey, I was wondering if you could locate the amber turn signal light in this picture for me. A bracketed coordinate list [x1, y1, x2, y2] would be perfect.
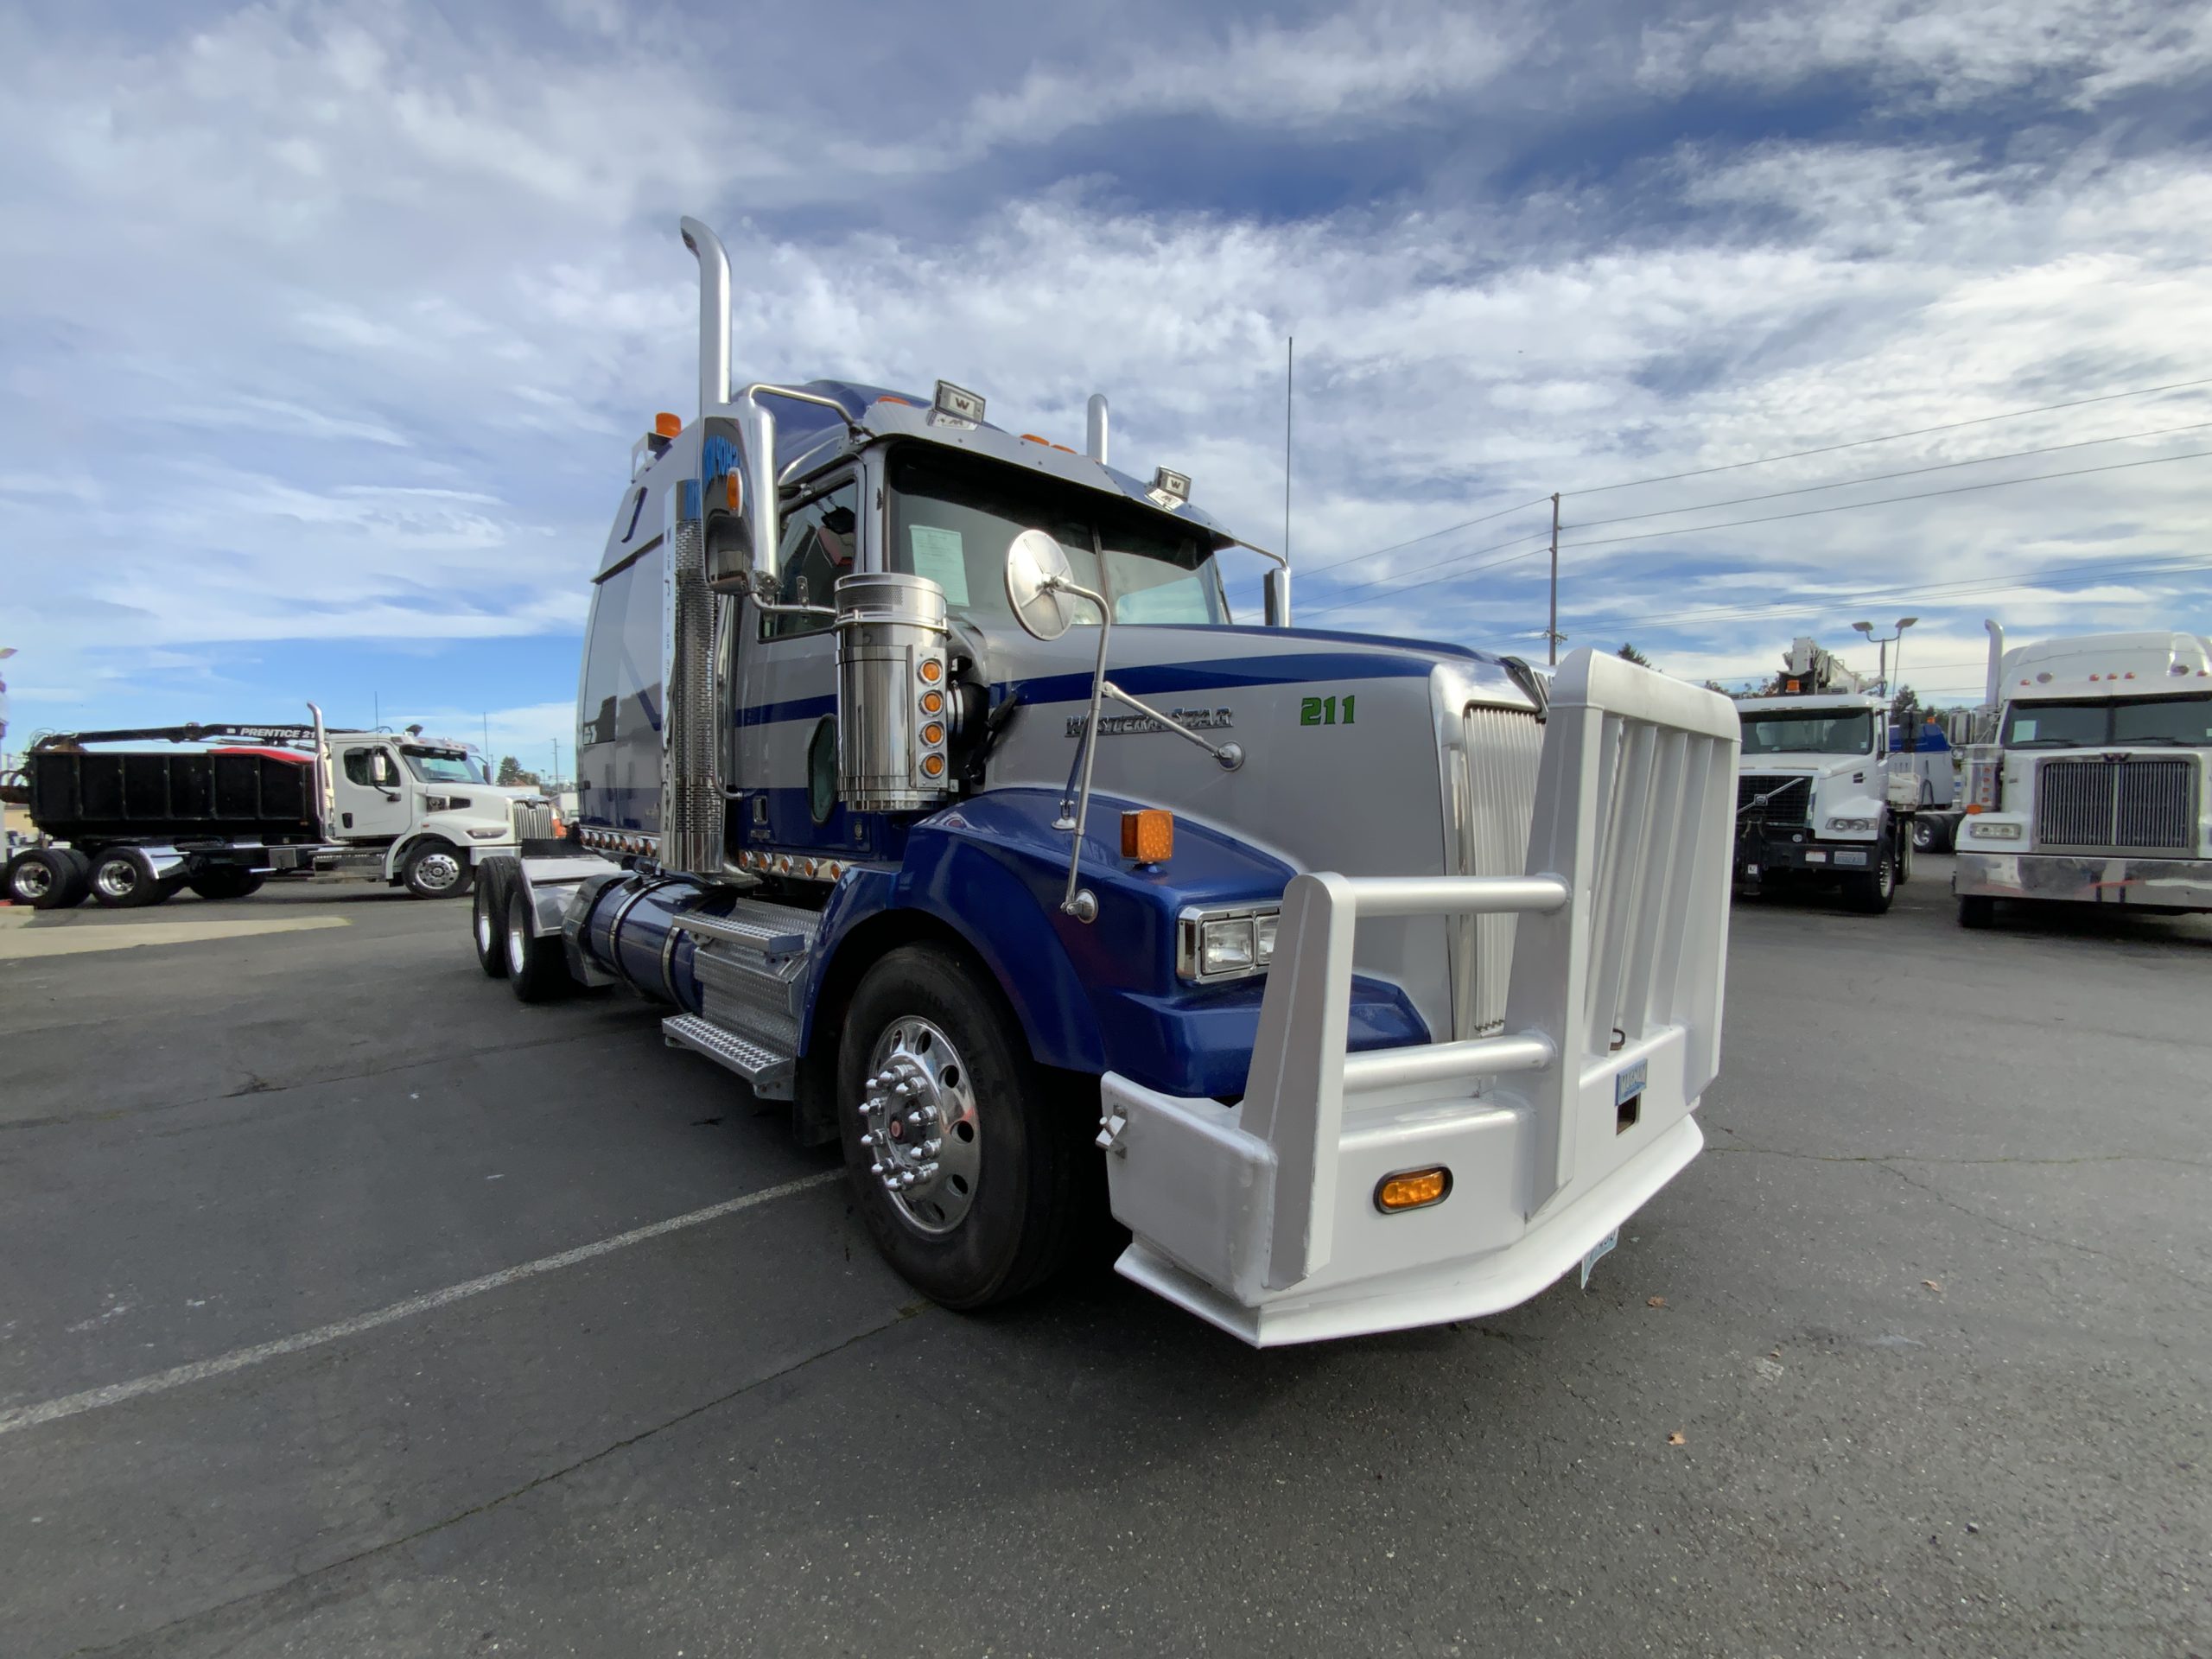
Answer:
[1120, 808, 1173, 863]
[1375, 1166, 1451, 1213]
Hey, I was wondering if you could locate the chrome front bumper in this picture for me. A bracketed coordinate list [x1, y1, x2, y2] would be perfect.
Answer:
[1954, 850, 2212, 911]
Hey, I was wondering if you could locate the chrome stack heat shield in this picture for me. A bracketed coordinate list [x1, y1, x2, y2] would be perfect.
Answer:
[662, 480, 723, 875]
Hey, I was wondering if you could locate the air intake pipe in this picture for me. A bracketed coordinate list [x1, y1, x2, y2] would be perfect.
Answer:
[679, 216, 730, 416]
[1982, 618, 2006, 712]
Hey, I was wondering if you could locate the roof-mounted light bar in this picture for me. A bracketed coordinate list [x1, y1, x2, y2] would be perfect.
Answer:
[933, 379, 985, 425]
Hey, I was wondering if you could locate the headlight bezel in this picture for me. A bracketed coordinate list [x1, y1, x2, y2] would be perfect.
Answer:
[1176, 902, 1281, 983]
[1825, 816, 1878, 835]
[1967, 818, 2024, 841]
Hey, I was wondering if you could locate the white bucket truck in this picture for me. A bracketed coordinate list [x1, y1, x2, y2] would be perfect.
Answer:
[1953, 622, 2212, 925]
[1730, 639, 1918, 912]
[474, 216, 1740, 1345]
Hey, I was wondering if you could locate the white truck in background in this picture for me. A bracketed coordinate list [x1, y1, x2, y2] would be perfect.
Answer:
[1953, 623, 2212, 926]
[1731, 638, 1919, 913]
[3, 715, 556, 909]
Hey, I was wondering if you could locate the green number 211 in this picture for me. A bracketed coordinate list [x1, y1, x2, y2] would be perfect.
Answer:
[1300, 694, 1355, 726]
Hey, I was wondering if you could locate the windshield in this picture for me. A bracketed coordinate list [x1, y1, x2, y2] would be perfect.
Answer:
[1738, 709, 1874, 756]
[404, 749, 484, 784]
[888, 448, 1231, 630]
[2005, 695, 2212, 747]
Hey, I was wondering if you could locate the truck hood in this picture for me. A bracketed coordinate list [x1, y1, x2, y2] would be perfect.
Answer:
[972, 622, 1543, 1041]
[1738, 753, 1874, 779]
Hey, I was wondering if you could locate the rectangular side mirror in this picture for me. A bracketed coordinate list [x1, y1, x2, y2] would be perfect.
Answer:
[1263, 566, 1292, 627]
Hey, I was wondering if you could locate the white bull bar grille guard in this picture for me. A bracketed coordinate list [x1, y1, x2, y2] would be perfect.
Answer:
[1099, 651, 1740, 1345]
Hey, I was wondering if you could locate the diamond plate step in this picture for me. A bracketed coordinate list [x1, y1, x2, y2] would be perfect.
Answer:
[669, 896, 823, 958]
[662, 1014, 796, 1100]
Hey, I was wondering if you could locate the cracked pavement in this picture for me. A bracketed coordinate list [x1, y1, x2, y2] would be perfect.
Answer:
[1, 861, 2207, 1656]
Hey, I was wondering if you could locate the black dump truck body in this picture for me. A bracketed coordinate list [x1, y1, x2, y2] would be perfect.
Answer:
[3, 721, 336, 911]
[24, 746, 317, 844]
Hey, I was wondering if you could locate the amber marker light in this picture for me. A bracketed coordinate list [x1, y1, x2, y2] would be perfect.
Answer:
[918, 658, 943, 684]
[1119, 808, 1173, 863]
[653, 411, 682, 436]
[921, 722, 945, 746]
[919, 689, 944, 715]
[920, 753, 945, 778]
[1375, 1167, 1452, 1213]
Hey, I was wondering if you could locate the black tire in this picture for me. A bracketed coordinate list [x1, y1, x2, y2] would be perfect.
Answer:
[474, 856, 518, 979]
[1958, 894, 1996, 929]
[505, 883, 572, 1002]
[838, 943, 1090, 1310]
[87, 848, 165, 909]
[188, 867, 262, 901]
[1842, 844, 1896, 914]
[1896, 830, 1913, 886]
[6, 848, 89, 910]
[403, 839, 472, 900]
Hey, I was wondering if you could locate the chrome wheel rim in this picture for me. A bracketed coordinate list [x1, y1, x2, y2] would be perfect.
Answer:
[857, 1016, 981, 1235]
[95, 860, 138, 899]
[475, 902, 495, 957]
[14, 861, 52, 899]
[415, 851, 462, 893]
[506, 906, 530, 974]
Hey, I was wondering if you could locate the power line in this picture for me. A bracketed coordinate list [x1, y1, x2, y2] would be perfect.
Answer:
[1555, 446, 2212, 556]
[1298, 495, 1551, 579]
[1305, 541, 1554, 621]
[1302, 526, 1553, 612]
[1564, 418, 2212, 533]
[1565, 372, 2212, 498]
[1556, 552, 2212, 635]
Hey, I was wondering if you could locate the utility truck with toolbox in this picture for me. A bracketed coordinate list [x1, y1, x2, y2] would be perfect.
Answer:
[1731, 638, 1918, 912]
[1953, 621, 2212, 925]
[474, 215, 1738, 1345]
[3, 715, 552, 909]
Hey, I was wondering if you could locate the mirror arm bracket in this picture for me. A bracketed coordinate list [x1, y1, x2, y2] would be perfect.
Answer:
[1099, 683, 1243, 769]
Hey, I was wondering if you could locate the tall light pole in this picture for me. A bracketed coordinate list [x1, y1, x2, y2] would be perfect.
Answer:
[1850, 616, 1918, 699]
[549, 739, 560, 789]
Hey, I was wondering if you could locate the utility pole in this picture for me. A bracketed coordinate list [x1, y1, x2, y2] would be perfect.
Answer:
[1546, 492, 1562, 666]
[549, 739, 559, 788]
[1283, 335, 1293, 568]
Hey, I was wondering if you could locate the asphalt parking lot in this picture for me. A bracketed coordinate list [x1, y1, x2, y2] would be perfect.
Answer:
[2, 861, 2206, 1657]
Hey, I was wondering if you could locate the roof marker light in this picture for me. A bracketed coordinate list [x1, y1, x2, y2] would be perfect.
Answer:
[1151, 466, 1192, 506]
[932, 380, 985, 424]
[654, 412, 683, 437]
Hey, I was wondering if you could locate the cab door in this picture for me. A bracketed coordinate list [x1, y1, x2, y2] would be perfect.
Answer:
[332, 741, 412, 839]
[731, 471, 864, 860]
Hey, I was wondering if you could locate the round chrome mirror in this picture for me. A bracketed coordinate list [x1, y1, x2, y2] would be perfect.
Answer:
[1005, 528, 1075, 641]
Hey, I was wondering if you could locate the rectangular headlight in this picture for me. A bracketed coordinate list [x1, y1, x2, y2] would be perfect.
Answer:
[1969, 820, 2023, 840]
[1201, 918, 1255, 976]
[1253, 912, 1277, 965]
[1826, 817, 1875, 832]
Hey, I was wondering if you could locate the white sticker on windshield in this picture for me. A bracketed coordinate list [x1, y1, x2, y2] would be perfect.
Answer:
[2012, 718, 2037, 741]
[908, 526, 969, 606]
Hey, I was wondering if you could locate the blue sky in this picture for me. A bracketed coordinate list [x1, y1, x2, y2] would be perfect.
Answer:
[3, 0, 2209, 770]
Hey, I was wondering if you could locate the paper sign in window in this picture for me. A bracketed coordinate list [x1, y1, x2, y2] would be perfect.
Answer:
[907, 526, 970, 607]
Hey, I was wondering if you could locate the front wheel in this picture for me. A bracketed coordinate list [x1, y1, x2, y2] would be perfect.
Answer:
[838, 944, 1090, 1310]
[1842, 844, 1896, 914]
[402, 840, 471, 899]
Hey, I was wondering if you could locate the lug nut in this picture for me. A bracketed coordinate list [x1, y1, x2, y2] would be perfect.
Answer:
[920, 1138, 942, 1157]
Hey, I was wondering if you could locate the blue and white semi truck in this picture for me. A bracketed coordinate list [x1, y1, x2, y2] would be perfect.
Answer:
[473, 216, 1739, 1345]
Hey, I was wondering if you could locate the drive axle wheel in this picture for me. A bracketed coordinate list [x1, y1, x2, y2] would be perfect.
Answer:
[473, 855, 518, 978]
[88, 849, 169, 908]
[6, 848, 88, 910]
[505, 883, 572, 1002]
[1842, 843, 1895, 915]
[837, 944, 1088, 1310]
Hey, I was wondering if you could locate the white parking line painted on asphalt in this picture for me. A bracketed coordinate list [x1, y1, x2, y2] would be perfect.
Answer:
[0, 1169, 843, 1438]
[0, 915, 351, 960]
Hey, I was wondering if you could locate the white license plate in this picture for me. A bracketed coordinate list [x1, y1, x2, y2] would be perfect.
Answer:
[1834, 849, 1868, 867]
[1803, 849, 1827, 863]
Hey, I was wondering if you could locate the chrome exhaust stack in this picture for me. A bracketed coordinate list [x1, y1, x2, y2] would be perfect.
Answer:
[1086, 394, 1109, 465]
[679, 217, 730, 416]
[1982, 618, 2006, 713]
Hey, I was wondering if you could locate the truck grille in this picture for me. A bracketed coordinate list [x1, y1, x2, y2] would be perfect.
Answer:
[1736, 772, 1809, 828]
[1446, 703, 1543, 1038]
[2035, 757, 2195, 855]
[511, 798, 555, 839]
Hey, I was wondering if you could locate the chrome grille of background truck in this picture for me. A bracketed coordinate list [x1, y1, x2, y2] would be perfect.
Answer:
[2036, 756, 2195, 855]
[511, 799, 554, 839]
[1448, 703, 1543, 1038]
